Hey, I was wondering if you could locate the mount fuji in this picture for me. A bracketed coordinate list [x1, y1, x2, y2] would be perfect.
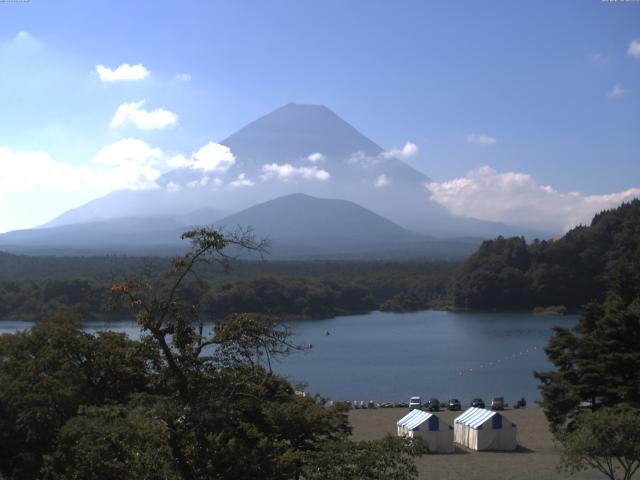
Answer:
[0, 103, 551, 257]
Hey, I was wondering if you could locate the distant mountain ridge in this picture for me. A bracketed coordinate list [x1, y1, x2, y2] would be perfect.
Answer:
[216, 193, 420, 240]
[39, 103, 552, 241]
[0, 193, 482, 259]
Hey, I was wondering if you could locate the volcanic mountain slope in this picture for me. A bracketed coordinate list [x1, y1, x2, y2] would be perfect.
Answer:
[0, 193, 482, 259]
[212, 193, 485, 259]
[39, 103, 549, 240]
[216, 193, 416, 239]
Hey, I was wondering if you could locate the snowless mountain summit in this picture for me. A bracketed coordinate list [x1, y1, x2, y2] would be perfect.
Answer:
[42, 103, 548, 239]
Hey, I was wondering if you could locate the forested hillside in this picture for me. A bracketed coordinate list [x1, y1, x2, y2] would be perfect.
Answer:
[0, 256, 455, 320]
[450, 199, 640, 310]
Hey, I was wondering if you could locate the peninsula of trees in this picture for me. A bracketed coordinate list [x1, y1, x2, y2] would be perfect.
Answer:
[450, 199, 640, 311]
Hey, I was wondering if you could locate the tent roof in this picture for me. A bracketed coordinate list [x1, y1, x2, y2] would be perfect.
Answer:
[454, 407, 498, 429]
[397, 409, 434, 430]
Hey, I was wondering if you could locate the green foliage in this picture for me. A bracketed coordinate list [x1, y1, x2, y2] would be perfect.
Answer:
[380, 292, 430, 312]
[202, 277, 376, 319]
[0, 257, 455, 321]
[451, 199, 640, 309]
[535, 247, 640, 432]
[558, 405, 640, 480]
[302, 435, 425, 480]
[44, 400, 180, 480]
[0, 316, 154, 478]
[0, 229, 423, 479]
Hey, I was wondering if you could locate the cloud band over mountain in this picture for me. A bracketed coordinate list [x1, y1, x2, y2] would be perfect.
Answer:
[426, 166, 640, 233]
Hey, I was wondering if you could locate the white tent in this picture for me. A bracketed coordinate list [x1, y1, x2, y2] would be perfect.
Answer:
[453, 407, 517, 451]
[397, 409, 454, 453]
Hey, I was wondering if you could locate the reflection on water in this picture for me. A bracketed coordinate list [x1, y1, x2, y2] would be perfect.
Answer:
[0, 310, 576, 404]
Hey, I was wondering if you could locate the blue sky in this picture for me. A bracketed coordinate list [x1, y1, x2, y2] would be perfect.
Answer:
[0, 0, 638, 232]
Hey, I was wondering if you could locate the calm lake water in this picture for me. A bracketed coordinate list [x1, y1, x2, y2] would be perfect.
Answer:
[0, 310, 576, 405]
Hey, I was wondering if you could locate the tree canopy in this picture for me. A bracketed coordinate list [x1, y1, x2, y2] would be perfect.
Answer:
[535, 247, 640, 431]
[558, 405, 640, 480]
[0, 228, 423, 480]
[536, 245, 640, 480]
[450, 199, 640, 310]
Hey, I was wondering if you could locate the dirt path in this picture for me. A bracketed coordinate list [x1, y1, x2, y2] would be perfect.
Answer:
[349, 407, 612, 480]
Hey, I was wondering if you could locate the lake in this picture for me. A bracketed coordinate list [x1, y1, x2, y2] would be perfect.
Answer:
[0, 310, 576, 406]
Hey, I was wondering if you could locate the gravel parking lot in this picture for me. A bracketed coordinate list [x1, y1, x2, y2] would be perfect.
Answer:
[349, 407, 611, 480]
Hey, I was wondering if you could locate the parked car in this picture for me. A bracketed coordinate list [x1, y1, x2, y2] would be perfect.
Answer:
[491, 396, 505, 410]
[409, 396, 422, 410]
[426, 398, 440, 411]
[470, 398, 485, 408]
[447, 398, 461, 411]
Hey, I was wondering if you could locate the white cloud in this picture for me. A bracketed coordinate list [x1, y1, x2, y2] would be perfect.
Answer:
[467, 133, 497, 145]
[0, 139, 165, 196]
[382, 141, 418, 159]
[374, 174, 391, 187]
[426, 166, 640, 233]
[607, 84, 627, 98]
[165, 143, 236, 172]
[0, 139, 236, 231]
[89, 139, 166, 190]
[627, 39, 640, 59]
[111, 100, 178, 130]
[186, 176, 222, 189]
[96, 63, 150, 81]
[191, 143, 235, 172]
[307, 152, 325, 163]
[261, 163, 330, 182]
[0, 147, 79, 193]
[347, 151, 376, 166]
[92, 138, 162, 166]
[176, 73, 192, 81]
[0, 139, 235, 199]
[230, 173, 255, 187]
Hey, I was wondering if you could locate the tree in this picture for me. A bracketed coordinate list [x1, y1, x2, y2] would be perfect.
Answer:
[535, 249, 640, 432]
[1, 228, 424, 479]
[559, 405, 640, 480]
[302, 436, 425, 480]
[451, 199, 640, 310]
[109, 228, 425, 479]
[536, 249, 640, 480]
[0, 314, 154, 479]
[44, 400, 180, 480]
[105, 227, 422, 480]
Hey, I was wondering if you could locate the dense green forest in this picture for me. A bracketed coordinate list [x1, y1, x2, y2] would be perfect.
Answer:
[0, 254, 455, 320]
[450, 199, 640, 310]
[0, 230, 423, 479]
[3, 200, 639, 321]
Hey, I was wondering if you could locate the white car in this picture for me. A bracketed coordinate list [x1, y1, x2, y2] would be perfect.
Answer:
[409, 396, 422, 410]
